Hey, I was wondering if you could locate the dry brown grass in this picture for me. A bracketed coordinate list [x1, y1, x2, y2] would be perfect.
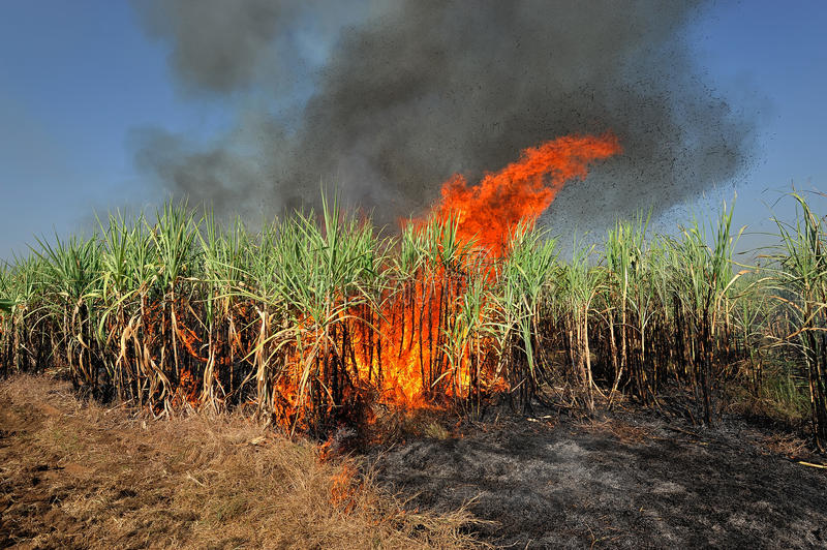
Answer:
[575, 416, 654, 445]
[757, 432, 811, 461]
[0, 375, 483, 549]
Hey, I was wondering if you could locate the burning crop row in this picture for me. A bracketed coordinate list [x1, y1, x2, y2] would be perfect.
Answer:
[0, 136, 826, 451]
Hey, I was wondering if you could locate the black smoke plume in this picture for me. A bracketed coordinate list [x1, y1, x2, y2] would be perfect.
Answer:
[131, 0, 752, 232]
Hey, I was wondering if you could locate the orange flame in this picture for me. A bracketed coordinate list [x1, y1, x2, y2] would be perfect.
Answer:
[351, 132, 623, 413]
[429, 132, 621, 257]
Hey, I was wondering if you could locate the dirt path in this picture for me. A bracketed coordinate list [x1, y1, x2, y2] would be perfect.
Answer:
[374, 414, 827, 548]
[0, 386, 97, 547]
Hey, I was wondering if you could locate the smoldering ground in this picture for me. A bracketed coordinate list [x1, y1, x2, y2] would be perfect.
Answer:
[131, 0, 753, 233]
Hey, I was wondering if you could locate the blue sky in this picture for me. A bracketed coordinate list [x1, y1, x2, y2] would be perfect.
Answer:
[0, 1, 825, 260]
[689, 1, 827, 251]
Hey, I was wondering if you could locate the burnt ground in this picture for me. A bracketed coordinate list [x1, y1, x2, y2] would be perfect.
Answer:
[373, 411, 827, 549]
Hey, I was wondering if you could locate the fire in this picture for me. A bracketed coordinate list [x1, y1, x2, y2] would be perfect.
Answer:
[355, 280, 460, 409]
[170, 132, 621, 430]
[428, 132, 621, 257]
[359, 132, 622, 412]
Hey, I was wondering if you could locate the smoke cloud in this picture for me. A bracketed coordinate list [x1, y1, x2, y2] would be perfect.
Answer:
[131, 0, 752, 232]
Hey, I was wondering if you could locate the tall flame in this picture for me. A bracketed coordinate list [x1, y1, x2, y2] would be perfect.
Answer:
[429, 132, 622, 257]
[359, 132, 623, 410]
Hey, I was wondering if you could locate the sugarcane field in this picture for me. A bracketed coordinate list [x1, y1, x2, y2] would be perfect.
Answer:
[2, 2, 826, 549]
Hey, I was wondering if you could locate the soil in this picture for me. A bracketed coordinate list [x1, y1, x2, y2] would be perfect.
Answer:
[2, 375, 826, 549]
[373, 410, 827, 548]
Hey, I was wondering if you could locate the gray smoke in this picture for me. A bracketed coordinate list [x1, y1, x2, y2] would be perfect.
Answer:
[131, 0, 753, 232]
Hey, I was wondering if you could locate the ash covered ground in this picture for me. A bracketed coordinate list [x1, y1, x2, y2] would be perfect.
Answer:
[373, 411, 827, 548]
